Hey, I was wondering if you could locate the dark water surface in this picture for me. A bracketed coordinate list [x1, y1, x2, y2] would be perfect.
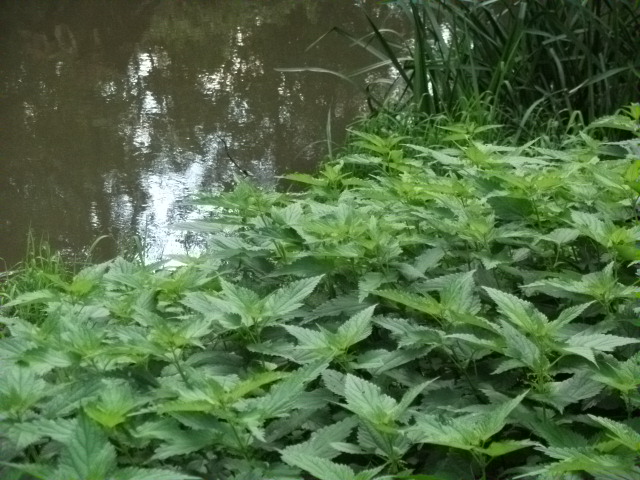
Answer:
[0, 0, 399, 266]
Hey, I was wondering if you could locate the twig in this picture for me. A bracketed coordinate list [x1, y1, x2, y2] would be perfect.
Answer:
[218, 137, 252, 177]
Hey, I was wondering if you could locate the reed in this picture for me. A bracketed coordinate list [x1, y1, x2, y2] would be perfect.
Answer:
[289, 0, 640, 139]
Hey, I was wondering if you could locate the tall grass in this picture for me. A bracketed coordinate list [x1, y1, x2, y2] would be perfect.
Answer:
[292, 0, 640, 139]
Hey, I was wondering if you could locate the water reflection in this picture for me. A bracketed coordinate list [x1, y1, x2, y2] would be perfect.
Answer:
[0, 0, 401, 266]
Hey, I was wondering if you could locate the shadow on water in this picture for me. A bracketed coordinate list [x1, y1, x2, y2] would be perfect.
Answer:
[0, 0, 403, 266]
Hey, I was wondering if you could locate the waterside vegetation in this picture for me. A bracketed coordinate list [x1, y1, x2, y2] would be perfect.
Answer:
[1, 0, 640, 479]
[291, 0, 640, 140]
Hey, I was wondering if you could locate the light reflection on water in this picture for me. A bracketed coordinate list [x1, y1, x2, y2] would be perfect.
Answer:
[0, 0, 404, 266]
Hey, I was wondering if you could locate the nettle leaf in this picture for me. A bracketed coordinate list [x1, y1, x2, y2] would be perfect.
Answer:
[264, 275, 324, 318]
[493, 358, 528, 375]
[530, 446, 639, 477]
[531, 371, 604, 413]
[57, 415, 117, 480]
[358, 273, 389, 302]
[448, 333, 499, 351]
[309, 294, 371, 320]
[570, 211, 610, 244]
[219, 279, 262, 320]
[4, 417, 77, 449]
[334, 305, 375, 349]
[283, 449, 386, 480]
[282, 417, 358, 460]
[0, 462, 56, 480]
[394, 248, 445, 281]
[523, 416, 589, 449]
[414, 247, 446, 273]
[477, 439, 539, 458]
[282, 451, 360, 480]
[589, 416, 640, 452]
[322, 369, 346, 397]
[591, 353, 640, 394]
[374, 289, 441, 317]
[181, 291, 226, 316]
[499, 321, 541, 370]
[41, 377, 104, 417]
[436, 270, 481, 317]
[151, 429, 218, 460]
[227, 370, 288, 403]
[284, 308, 375, 363]
[375, 316, 445, 347]
[283, 325, 329, 350]
[566, 333, 639, 354]
[272, 201, 304, 228]
[84, 380, 144, 428]
[542, 228, 580, 245]
[0, 366, 49, 415]
[549, 302, 594, 331]
[281, 172, 328, 187]
[395, 379, 436, 417]
[2, 289, 57, 308]
[524, 263, 640, 304]
[484, 287, 548, 335]
[409, 392, 527, 452]
[352, 347, 429, 375]
[111, 467, 200, 480]
[343, 374, 397, 424]
[251, 361, 328, 419]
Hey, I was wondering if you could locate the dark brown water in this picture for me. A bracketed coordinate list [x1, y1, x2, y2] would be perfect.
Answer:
[0, 0, 401, 266]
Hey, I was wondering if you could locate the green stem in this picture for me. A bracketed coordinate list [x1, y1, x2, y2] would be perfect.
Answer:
[229, 422, 250, 460]
[171, 348, 190, 387]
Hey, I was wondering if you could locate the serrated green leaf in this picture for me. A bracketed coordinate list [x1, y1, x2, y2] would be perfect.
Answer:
[84, 380, 143, 428]
[375, 289, 441, 317]
[485, 287, 548, 334]
[440, 270, 480, 316]
[57, 415, 117, 480]
[112, 467, 201, 480]
[567, 333, 639, 353]
[358, 273, 387, 302]
[151, 429, 217, 460]
[264, 275, 324, 318]
[532, 371, 604, 412]
[281, 173, 328, 186]
[394, 379, 435, 417]
[335, 305, 375, 349]
[589, 416, 640, 452]
[283, 417, 358, 460]
[283, 325, 328, 349]
[410, 392, 527, 451]
[499, 321, 541, 369]
[570, 211, 609, 244]
[3, 290, 57, 308]
[281, 451, 354, 480]
[344, 374, 397, 423]
[253, 361, 327, 418]
[4, 417, 77, 449]
[550, 302, 594, 331]
[0, 366, 49, 415]
[477, 439, 538, 458]
[542, 228, 580, 245]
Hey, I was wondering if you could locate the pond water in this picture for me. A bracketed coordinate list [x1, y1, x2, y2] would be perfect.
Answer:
[0, 0, 402, 267]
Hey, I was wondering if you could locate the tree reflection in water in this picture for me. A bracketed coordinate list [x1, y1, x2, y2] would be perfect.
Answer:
[0, 0, 400, 266]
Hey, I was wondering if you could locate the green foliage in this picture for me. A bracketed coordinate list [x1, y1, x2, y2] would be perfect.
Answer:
[1, 111, 640, 479]
[295, 0, 640, 140]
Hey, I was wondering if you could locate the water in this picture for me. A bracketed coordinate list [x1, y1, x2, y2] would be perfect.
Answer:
[0, 0, 401, 267]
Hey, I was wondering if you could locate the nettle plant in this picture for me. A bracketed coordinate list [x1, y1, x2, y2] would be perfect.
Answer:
[1, 115, 640, 480]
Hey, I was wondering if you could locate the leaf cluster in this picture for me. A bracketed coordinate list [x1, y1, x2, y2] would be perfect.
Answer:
[1, 114, 640, 480]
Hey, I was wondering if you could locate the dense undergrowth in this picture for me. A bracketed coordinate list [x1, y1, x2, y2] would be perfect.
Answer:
[293, 0, 640, 141]
[1, 105, 640, 480]
[1, 0, 640, 476]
